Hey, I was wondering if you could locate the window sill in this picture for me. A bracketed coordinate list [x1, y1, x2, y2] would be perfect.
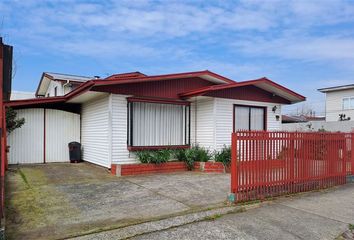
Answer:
[128, 145, 190, 151]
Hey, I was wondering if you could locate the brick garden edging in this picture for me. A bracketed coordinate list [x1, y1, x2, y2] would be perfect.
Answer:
[111, 161, 225, 176]
[193, 161, 225, 173]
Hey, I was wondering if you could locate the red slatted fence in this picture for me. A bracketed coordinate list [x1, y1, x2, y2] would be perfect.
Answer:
[231, 131, 353, 202]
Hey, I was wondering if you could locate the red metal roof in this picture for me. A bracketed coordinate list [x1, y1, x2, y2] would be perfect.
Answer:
[96, 70, 235, 85]
[105, 72, 147, 81]
[7, 72, 305, 107]
[179, 77, 306, 103]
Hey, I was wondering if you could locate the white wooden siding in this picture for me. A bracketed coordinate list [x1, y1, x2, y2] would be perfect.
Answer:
[8, 109, 44, 164]
[45, 109, 80, 162]
[8, 108, 80, 164]
[214, 98, 281, 151]
[46, 80, 63, 97]
[191, 97, 216, 150]
[111, 94, 136, 164]
[325, 89, 354, 121]
[81, 94, 110, 167]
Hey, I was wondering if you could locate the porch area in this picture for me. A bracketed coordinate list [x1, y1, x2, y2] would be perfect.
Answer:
[5, 162, 230, 240]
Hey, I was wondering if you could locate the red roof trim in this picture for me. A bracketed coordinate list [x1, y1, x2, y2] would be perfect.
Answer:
[5, 96, 66, 107]
[179, 77, 306, 102]
[127, 97, 190, 105]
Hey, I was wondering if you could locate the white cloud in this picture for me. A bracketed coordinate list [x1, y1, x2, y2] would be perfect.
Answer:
[233, 34, 354, 63]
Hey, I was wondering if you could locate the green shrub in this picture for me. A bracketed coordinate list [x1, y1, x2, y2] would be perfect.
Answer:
[184, 149, 196, 170]
[191, 144, 211, 162]
[174, 149, 187, 161]
[151, 149, 171, 164]
[175, 145, 211, 170]
[135, 150, 172, 164]
[214, 145, 231, 167]
[135, 151, 153, 163]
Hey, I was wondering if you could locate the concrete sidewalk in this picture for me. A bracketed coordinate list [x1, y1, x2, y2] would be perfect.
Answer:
[131, 184, 354, 240]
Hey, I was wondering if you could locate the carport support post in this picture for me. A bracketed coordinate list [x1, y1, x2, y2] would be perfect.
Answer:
[229, 132, 238, 202]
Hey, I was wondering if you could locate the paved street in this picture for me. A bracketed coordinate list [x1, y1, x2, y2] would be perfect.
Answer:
[132, 184, 354, 240]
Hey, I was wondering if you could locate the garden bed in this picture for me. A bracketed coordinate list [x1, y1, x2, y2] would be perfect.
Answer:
[111, 161, 225, 176]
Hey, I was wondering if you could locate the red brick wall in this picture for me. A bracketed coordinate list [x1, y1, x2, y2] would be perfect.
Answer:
[111, 161, 226, 176]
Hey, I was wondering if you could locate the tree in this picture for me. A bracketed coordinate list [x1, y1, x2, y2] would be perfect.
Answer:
[6, 107, 25, 134]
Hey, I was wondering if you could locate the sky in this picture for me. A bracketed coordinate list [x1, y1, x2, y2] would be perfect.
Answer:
[1, 0, 354, 115]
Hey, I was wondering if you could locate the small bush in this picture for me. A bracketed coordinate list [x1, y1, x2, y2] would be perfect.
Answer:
[151, 149, 171, 164]
[175, 145, 211, 170]
[135, 151, 153, 163]
[174, 149, 187, 161]
[214, 145, 231, 167]
[184, 149, 196, 170]
[136, 150, 172, 164]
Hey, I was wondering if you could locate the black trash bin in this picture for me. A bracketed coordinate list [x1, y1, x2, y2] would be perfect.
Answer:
[68, 142, 81, 163]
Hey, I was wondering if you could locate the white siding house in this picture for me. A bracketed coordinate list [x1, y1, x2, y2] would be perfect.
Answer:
[319, 86, 354, 122]
[7, 71, 305, 168]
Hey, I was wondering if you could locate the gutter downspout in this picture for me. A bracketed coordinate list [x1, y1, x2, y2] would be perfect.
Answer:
[62, 80, 70, 95]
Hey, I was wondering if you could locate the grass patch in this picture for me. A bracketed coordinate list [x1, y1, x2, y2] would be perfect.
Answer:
[18, 169, 30, 188]
[203, 213, 222, 221]
[349, 224, 354, 231]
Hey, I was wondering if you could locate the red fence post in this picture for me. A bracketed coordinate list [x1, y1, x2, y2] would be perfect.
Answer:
[351, 133, 354, 175]
[231, 132, 238, 194]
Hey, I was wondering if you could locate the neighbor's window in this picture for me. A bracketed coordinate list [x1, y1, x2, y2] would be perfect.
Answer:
[342, 97, 354, 110]
[127, 101, 190, 147]
[234, 105, 266, 131]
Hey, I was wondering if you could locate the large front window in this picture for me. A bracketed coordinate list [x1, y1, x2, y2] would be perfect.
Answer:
[128, 101, 190, 148]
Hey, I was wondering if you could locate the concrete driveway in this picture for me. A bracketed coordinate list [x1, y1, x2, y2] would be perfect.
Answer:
[5, 163, 230, 240]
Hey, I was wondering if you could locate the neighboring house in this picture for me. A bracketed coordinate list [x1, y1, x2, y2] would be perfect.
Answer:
[282, 115, 325, 123]
[318, 84, 354, 121]
[6, 70, 305, 168]
[35, 72, 94, 97]
[10, 91, 35, 100]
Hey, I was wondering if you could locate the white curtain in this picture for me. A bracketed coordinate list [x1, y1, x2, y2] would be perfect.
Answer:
[250, 107, 264, 130]
[234, 106, 250, 131]
[131, 102, 188, 146]
[234, 106, 265, 131]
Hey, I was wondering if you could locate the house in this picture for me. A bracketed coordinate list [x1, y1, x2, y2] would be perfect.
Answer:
[35, 72, 94, 97]
[281, 114, 325, 123]
[318, 84, 354, 121]
[6, 70, 305, 168]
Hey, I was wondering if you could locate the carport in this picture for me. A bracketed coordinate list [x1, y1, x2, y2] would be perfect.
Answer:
[5, 99, 81, 164]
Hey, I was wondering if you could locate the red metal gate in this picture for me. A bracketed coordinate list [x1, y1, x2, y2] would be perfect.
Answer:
[231, 131, 352, 202]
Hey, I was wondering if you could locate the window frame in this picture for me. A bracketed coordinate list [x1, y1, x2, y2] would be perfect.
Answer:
[342, 97, 354, 110]
[127, 98, 191, 151]
[233, 104, 267, 132]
